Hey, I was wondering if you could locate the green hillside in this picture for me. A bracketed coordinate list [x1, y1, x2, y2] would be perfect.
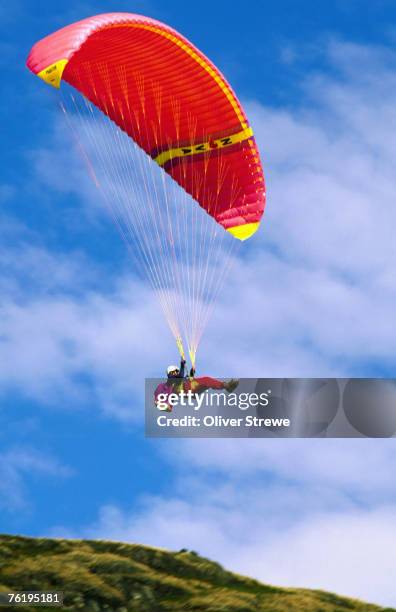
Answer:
[0, 535, 392, 611]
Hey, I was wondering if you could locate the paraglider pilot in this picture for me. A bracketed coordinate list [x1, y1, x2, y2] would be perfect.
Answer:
[155, 360, 239, 411]
[167, 359, 196, 381]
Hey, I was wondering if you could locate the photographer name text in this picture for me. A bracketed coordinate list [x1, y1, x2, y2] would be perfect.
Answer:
[157, 415, 290, 428]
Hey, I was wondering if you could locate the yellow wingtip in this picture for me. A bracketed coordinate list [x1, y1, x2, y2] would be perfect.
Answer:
[227, 222, 260, 241]
[37, 59, 68, 89]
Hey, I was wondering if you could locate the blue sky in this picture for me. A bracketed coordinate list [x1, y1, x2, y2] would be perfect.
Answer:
[2, 0, 396, 607]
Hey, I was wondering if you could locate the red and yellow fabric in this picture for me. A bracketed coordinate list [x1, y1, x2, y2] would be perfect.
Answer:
[26, 12, 265, 240]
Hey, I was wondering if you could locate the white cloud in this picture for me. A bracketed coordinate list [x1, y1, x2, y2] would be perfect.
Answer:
[0, 270, 171, 416]
[197, 40, 396, 377]
[242, 508, 396, 606]
[0, 215, 176, 417]
[248, 43, 396, 281]
[164, 438, 396, 497]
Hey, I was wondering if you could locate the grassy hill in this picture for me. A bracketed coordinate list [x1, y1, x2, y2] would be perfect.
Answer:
[0, 534, 392, 611]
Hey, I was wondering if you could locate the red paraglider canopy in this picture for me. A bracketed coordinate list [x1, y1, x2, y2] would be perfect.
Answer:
[27, 12, 265, 239]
